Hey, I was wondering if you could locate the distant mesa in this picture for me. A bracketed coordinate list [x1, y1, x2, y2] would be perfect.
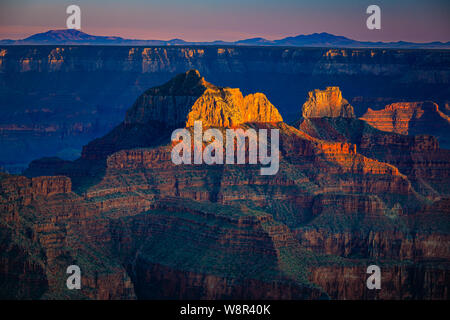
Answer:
[301, 86, 355, 119]
[17, 29, 125, 44]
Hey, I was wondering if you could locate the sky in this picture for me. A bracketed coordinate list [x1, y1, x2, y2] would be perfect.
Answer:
[0, 0, 449, 42]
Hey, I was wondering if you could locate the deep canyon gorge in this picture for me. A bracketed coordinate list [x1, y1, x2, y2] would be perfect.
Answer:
[0, 65, 449, 299]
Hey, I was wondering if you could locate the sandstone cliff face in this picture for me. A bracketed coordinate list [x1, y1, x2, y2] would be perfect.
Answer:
[0, 174, 71, 208]
[242, 93, 283, 123]
[360, 101, 450, 148]
[186, 87, 245, 127]
[31, 176, 72, 196]
[302, 87, 355, 119]
[186, 89, 283, 127]
[296, 228, 450, 261]
[2, 47, 448, 82]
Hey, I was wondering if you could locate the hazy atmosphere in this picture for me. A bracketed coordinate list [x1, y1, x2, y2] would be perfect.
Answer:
[0, 0, 449, 42]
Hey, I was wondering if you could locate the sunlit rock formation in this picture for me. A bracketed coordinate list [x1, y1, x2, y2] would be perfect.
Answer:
[125, 69, 282, 128]
[242, 93, 283, 123]
[302, 87, 355, 119]
[360, 101, 450, 148]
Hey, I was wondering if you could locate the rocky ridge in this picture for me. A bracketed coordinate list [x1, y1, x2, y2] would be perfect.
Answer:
[302, 87, 355, 119]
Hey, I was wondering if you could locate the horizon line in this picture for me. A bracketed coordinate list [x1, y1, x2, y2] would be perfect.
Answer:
[1, 28, 449, 45]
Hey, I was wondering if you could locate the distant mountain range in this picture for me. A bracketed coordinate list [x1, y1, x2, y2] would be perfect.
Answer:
[1, 29, 449, 49]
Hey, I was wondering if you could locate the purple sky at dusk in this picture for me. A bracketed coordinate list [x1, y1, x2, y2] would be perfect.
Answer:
[0, 0, 449, 42]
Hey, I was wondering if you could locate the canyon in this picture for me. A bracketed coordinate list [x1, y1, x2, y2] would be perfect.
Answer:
[0, 45, 449, 172]
[0, 70, 448, 299]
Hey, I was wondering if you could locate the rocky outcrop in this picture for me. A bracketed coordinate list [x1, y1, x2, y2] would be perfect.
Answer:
[243, 93, 283, 123]
[298, 116, 450, 197]
[0, 174, 71, 206]
[302, 87, 355, 119]
[186, 89, 283, 127]
[360, 101, 450, 148]
[186, 87, 245, 127]
[361, 102, 450, 134]
[31, 176, 72, 196]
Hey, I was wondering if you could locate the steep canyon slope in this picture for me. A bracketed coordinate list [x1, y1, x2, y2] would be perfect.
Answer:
[1, 71, 449, 299]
